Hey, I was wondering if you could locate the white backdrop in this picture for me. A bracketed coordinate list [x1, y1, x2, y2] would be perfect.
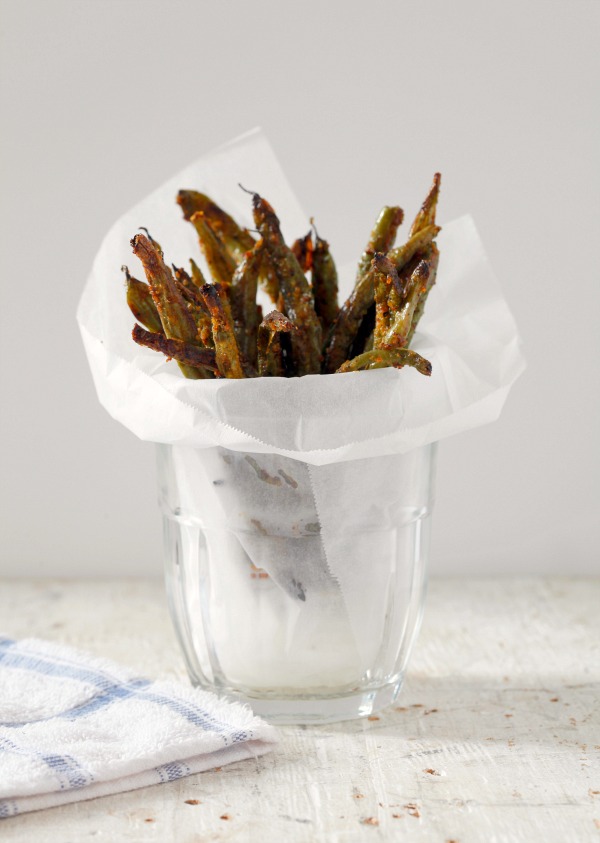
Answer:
[1, 0, 598, 577]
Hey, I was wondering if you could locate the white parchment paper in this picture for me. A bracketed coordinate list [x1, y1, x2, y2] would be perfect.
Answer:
[77, 128, 525, 466]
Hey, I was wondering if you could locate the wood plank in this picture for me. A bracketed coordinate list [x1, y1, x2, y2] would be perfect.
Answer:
[1, 578, 598, 841]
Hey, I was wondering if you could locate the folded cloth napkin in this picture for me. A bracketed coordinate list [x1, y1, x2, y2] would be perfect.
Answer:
[0, 637, 278, 817]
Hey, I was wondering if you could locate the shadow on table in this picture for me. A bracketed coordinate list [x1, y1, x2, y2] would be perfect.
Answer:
[302, 672, 599, 748]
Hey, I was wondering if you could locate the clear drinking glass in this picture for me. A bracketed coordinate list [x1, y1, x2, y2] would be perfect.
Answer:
[157, 443, 436, 724]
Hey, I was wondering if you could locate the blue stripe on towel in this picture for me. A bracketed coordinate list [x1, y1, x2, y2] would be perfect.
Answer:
[0, 643, 131, 692]
[0, 639, 252, 744]
[138, 690, 233, 736]
[40, 754, 90, 790]
[155, 760, 191, 782]
[0, 800, 19, 818]
[54, 683, 243, 741]
[57, 679, 152, 720]
[0, 679, 151, 728]
[0, 737, 93, 790]
[136, 690, 252, 744]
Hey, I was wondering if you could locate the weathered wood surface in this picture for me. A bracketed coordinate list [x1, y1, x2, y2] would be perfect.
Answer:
[0, 578, 598, 842]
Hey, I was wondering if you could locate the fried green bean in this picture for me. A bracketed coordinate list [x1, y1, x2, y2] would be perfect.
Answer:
[252, 193, 322, 375]
[311, 229, 339, 333]
[189, 257, 207, 288]
[123, 265, 163, 334]
[381, 259, 431, 350]
[355, 206, 404, 282]
[322, 267, 375, 373]
[138, 227, 163, 257]
[258, 254, 280, 303]
[336, 347, 432, 376]
[186, 260, 218, 346]
[172, 265, 214, 347]
[409, 173, 441, 238]
[132, 324, 219, 374]
[131, 234, 211, 378]
[230, 240, 264, 366]
[257, 310, 295, 377]
[372, 254, 400, 348]
[177, 190, 255, 260]
[387, 224, 440, 272]
[200, 282, 245, 378]
[189, 212, 237, 287]
[128, 178, 443, 380]
[406, 244, 439, 346]
[131, 234, 197, 343]
[291, 231, 314, 273]
[323, 209, 408, 372]
[172, 264, 201, 305]
[178, 189, 280, 302]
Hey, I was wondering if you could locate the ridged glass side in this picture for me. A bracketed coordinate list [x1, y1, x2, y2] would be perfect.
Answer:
[158, 443, 435, 723]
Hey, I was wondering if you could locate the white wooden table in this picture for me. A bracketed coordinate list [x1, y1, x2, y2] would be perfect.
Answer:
[1, 578, 598, 842]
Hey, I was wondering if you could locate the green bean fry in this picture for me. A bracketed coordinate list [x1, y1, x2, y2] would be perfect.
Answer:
[128, 175, 442, 379]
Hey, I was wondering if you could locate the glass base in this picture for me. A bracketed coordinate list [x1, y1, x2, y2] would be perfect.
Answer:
[199, 680, 404, 725]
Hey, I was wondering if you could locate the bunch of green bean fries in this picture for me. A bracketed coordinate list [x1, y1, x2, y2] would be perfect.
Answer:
[125, 176, 441, 379]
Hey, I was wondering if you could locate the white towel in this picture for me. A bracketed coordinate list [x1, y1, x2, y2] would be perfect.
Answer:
[0, 637, 278, 817]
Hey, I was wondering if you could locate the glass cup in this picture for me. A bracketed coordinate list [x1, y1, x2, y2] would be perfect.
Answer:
[157, 443, 436, 724]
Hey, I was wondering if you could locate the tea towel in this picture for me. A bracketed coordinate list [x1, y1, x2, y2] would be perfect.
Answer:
[0, 637, 278, 817]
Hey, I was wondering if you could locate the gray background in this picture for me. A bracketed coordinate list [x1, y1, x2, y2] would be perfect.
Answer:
[1, 0, 598, 578]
